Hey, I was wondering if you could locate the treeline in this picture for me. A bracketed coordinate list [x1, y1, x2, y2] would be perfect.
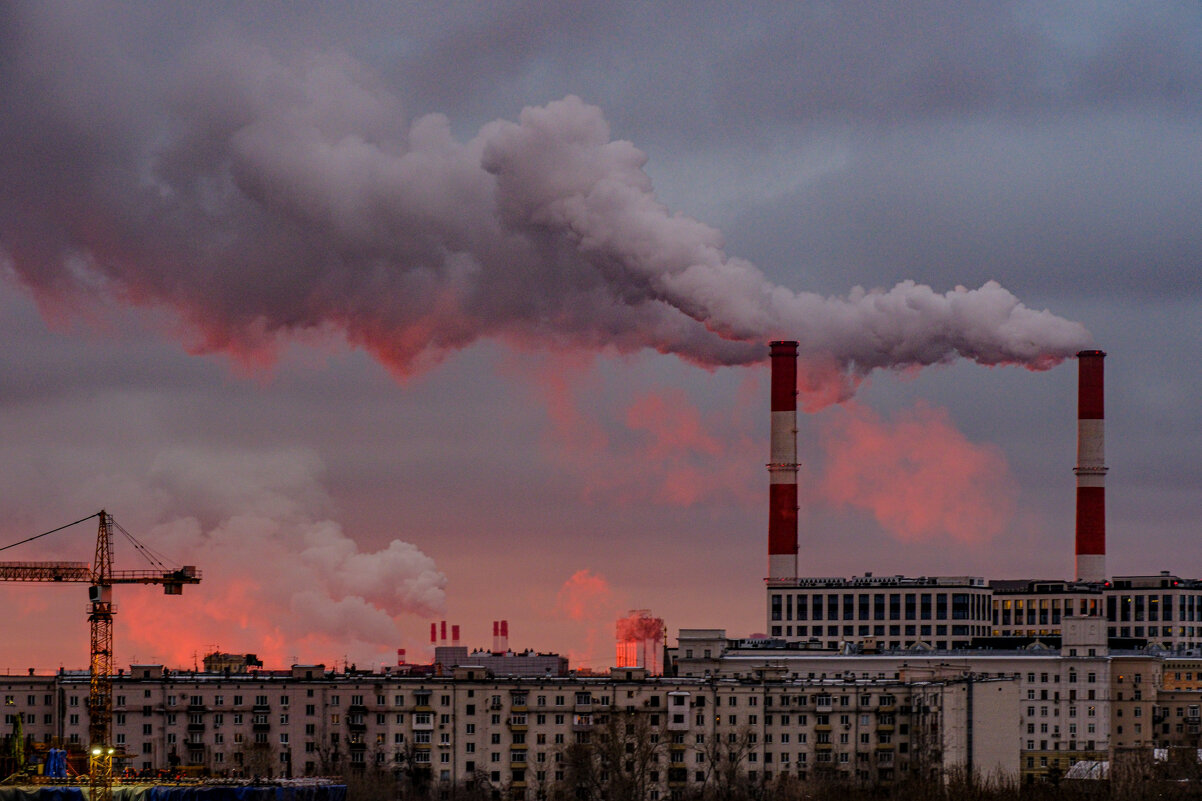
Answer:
[331, 712, 1202, 801]
[340, 767, 1202, 801]
[341, 770, 1202, 801]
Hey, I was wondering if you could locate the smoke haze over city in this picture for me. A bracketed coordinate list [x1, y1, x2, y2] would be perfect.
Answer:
[1, 2, 1200, 670]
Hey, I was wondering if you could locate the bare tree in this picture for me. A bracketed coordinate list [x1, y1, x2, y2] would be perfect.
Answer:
[692, 724, 757, 801]
[552, 710, 665, 801]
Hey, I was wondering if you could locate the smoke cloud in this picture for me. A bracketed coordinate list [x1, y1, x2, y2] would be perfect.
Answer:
[116, 447, 447, 667]
[616, 610, 665, 643]
[817, 401, 1017, 543]
[557, 569, 613, 622]
[0, 30, 1090, 404]
[555, 569, 622, 670]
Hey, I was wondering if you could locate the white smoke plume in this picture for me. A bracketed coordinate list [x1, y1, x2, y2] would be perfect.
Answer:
[114, 447, 447, 667]
[0, 30, 1091, 401]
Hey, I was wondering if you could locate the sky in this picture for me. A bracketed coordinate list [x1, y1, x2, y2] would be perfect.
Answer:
[0, 1, 1200, 673]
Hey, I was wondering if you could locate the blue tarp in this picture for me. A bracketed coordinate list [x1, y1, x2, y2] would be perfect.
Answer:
[43, 750, 68, 779]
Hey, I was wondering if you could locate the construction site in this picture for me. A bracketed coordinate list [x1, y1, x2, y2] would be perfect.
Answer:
[0, 512, 345, 801]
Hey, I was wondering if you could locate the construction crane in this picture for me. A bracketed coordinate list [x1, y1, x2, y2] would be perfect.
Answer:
[0, 510, 200, 799]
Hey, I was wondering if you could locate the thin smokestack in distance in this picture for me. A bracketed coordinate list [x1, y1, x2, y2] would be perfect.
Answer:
[1075, 350, 1107, 582]
[430, 622, 437, 644]
[768, 341, 799, 581]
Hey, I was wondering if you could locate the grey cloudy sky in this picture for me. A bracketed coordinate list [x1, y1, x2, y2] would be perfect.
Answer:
[0, 1, 1199, 670]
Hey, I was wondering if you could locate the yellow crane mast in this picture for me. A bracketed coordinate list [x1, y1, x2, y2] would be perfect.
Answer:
[0, 510, 201, 800]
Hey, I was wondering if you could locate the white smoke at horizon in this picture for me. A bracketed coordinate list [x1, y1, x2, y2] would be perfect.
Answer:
[0, 29, 1091, 406]
[111, 446, 448, 667]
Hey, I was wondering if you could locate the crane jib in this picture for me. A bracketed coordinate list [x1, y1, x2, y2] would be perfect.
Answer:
[0, 510, 201, 799]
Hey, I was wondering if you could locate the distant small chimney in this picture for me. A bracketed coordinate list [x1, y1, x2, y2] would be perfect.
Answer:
[397, 649, 407, 666]
[452, 624, 460, 647]
[440, 620, 448, 642]
[430, 622, 437, 644]
[501, 620, 509, 652]
[492, 620, 500, 653]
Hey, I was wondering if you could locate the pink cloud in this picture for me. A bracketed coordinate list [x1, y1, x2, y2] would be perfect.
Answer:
[818, 401, 1016, 543]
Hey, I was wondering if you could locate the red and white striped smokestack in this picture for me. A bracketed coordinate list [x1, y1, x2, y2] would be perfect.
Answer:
[397, 648, 407, 666]
[1075, 350, 1108, 582]
[492, 620, 500, 653]
[500, 620, 509, 652]
[768, 341, 799, 581]
[430, 622, 437, 644]
[452, 624, 460, 647]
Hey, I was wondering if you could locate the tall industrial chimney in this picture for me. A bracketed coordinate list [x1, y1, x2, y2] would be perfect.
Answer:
[1075, 350, 1107, 583]
[768, 341, 799, 581]
[492, 621, 500, 653]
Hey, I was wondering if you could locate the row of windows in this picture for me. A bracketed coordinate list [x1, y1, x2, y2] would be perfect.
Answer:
[771, 592, 988, 623]
[773, 623, 983, 638]
[102, 690, 613, 712]
[987, 594, 1202, 624]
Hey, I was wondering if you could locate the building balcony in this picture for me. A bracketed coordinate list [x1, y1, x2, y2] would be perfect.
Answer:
[815, 724, 832, 732]
[252, 705, 270, 713]
[815, 742, 833, 751]
[347, 722, 367, 733]
[348, 741, 367, 751]
[876, 724, 894, 733]
[252, 723, 271, 733]
[187, 723, 206, 733]
[413, 719, 435, 731]
[875, 743, 895, 751]
[348, 704, 368, 714]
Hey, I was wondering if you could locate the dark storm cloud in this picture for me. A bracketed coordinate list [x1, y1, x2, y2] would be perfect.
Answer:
[704, 3, 1202, 125]
[728, 116, 1202, 298]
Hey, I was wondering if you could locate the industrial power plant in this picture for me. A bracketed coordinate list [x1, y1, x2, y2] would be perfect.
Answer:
[1, 344, 1201, 797]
